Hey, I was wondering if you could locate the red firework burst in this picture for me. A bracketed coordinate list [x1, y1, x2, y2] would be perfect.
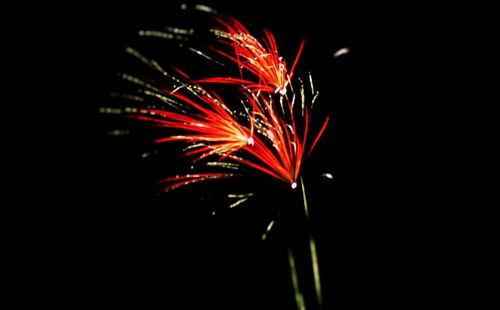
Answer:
[132, 83, 252, 158]
[233, 92, 329, 187]
[130, 75, 328, 190]
[110, 9, 331, 308]
[117, 14, 328, 191]
[198, 16, 304, 95]
[125, 70, 255, 189]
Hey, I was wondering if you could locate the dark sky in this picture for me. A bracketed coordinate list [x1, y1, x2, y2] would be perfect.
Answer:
[32, 1, 462, 309]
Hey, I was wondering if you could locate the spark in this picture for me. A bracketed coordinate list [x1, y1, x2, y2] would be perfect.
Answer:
[107, 129, 132, 136]
[227, 193, 254, 209]
[99, 107, 122, 114]
[118, 73, 162, 93]
[227, 193, 254, 198]
[138, 30, 175, 40]
[308, 71, 315, 95]
[195, 4, 218, 14]
[166, 26, 194, 35]
[206, 162, 241, 170]
[228, 197, 250, 209]
[110, 92, 145, 103]
[188, 47, 225, 66]
[334, 47, 350, 58]
[321, 172, 334, 179]
[261, 220, 275, 240]
[288, 249, 306, 310]
[157, 173, 237, 192]
[126, 47, 168, 75]
[300, 178, 323, 307]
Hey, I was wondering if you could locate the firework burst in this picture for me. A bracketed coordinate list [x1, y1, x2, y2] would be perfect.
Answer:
[197, 15, 305, 95]
[131, 72, 253, 160]
[121, 68, 328, 190]
[106, 7, 333, 309]
[232, 87, 329, 187]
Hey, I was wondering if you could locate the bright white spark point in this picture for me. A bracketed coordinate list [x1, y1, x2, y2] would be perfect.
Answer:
[334, 47, 350, 58]
[247, 137, 254, 146]
[322, 173, 334, 179]
[278, 88, 287, 95]
[291, 182, 297, 189]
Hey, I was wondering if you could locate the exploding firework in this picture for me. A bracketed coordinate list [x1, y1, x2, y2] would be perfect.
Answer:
[104, 5, 335, 309]
[198, 15, 304, 95]
[118, 65, 328, 190]
[113, 14, 328, 190]
[231, 86, 329, 187]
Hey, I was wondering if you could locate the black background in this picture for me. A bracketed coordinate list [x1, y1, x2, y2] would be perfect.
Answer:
[21, 0, 472, 308]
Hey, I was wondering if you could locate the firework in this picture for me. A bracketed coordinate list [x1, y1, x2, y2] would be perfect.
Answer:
[231, 88, 329, 187]
[197, 15, 304, 95]
[130, 73, 253, 160]
[107, 8, 333, 310]
[120, 67, 328, 190]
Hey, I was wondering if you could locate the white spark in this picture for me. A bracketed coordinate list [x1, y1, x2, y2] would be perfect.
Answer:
[229, 197, 250, 209]
[107, 129, 131, 136]
[261, 220, 275, 240]
[322, 173, 334, 179]
[334, 47, 350, 58]
[195, 4, 217, 14]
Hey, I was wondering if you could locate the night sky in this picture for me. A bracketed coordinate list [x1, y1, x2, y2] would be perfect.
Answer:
[28, 1, 465, 309]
